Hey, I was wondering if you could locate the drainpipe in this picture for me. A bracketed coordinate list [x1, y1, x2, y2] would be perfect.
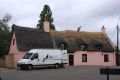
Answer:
[116, 25, 119, 66]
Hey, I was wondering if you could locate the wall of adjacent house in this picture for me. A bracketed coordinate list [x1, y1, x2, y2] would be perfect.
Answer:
[70, 51, 116, 66]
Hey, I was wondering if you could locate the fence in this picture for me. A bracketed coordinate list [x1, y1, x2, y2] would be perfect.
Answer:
[0, 57, 5, 68]
[5, 55, 14, 68]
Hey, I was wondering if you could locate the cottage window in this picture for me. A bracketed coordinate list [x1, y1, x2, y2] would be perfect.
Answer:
[13, 39, 15, 45]
[80, 44, 87, 51]
[104, 54, 109, 62]
[60, 44, 65, 49]
[82, 54, 87, 62]
[96, 45, 102, 51]
[59, 43, 67, 50]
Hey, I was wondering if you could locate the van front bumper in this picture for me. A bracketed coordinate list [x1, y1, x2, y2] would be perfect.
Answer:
[17, 63, 28, 69]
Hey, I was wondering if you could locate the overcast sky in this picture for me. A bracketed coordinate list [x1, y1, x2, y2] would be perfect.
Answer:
[0, 0, 120, 44]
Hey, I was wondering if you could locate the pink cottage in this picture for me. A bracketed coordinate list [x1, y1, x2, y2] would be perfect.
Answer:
[9, 21, 116, 68]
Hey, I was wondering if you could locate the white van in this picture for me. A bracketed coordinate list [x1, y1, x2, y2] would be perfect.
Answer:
[17, 49, 68, 70]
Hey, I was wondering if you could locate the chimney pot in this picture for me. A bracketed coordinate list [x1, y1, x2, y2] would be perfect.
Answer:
[101, 26, 106, 33]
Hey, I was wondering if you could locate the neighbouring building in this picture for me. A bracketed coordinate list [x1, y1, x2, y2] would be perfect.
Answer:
[8, 19, 116, 68]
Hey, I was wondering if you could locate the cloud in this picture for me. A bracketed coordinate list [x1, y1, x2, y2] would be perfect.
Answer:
[0, 0, 119, 30]
[0, 0, 120, 44]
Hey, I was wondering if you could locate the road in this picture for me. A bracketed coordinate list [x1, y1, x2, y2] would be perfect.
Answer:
[0, 66, 120, 80]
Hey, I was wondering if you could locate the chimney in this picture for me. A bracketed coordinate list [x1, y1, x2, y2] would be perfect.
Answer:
[101, 26, 106, 33]
[43, 15, 50, 32]
[77, 26, 81, 32]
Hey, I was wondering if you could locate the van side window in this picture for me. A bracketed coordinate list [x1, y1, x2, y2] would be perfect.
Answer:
[31, 53, 38, 59]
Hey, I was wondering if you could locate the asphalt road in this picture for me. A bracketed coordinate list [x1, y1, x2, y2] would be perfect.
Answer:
[0, 66, 120, 80]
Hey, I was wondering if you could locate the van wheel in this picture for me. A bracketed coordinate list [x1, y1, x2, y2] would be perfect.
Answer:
[20, 66, 24, 70]
[54, 64, 59, 69]
[28, 65, 33, 70]
[60, 63, 64, 68]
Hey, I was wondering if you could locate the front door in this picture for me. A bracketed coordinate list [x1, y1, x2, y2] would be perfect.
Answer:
[69, 55, 74, 66]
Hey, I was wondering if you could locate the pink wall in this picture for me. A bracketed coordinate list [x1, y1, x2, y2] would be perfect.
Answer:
[9, 32, 26, 68]
[14, 52, 26, 68]
[71, 51, 116, 66]
[9, 32, 18, 55]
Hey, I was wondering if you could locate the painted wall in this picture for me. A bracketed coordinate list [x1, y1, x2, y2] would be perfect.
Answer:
[71, 51, 116, 66]
[9, 32, 26, 68]
[14, 52, 26, 68]
[9, 32, 18, 55]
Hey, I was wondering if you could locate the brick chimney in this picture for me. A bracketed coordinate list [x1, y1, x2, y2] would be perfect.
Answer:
[101, 26, 106, 33]
[43, 15, 50, 32]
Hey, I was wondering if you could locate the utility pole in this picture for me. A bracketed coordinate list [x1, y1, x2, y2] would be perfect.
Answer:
[116, 17, 120, 66]
[116, 25, 119, 66]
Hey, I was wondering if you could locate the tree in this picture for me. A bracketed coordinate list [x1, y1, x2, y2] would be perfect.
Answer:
[0, 13, 12, 32]
[0, 13, 12, 57]
[0, 32, 10, 57]
[37, 5, 55, 30]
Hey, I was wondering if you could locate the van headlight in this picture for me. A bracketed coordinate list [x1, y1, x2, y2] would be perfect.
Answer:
[18, 61, 25, 64]
[20, 62, 25, 64]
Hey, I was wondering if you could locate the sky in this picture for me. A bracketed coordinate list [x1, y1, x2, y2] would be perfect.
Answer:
[0, 0, 120, 45]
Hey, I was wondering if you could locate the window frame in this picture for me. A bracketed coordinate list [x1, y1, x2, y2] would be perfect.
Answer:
[104, 54, 109, 62]
[82, 54, 87, 62]
[31, 53, 38, 60]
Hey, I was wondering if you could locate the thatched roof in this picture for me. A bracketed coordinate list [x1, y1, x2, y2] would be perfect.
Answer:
[12, 24, 54, 51]
[51, 31, 115, 52]
[12, 24, 115, 52]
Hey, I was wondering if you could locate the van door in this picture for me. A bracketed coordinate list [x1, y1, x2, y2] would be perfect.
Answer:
[31, 53, 40, 66]
[43, 54, 53, 64]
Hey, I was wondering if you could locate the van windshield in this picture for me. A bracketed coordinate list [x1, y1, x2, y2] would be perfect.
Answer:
[23, 53, 33, 59]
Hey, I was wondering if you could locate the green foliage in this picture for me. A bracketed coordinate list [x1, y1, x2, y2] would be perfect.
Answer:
[0, 13, 11, 57]
[0, 13, 11, 32]
[37, 5, 55, 30]
[0, 32, 11, 57]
